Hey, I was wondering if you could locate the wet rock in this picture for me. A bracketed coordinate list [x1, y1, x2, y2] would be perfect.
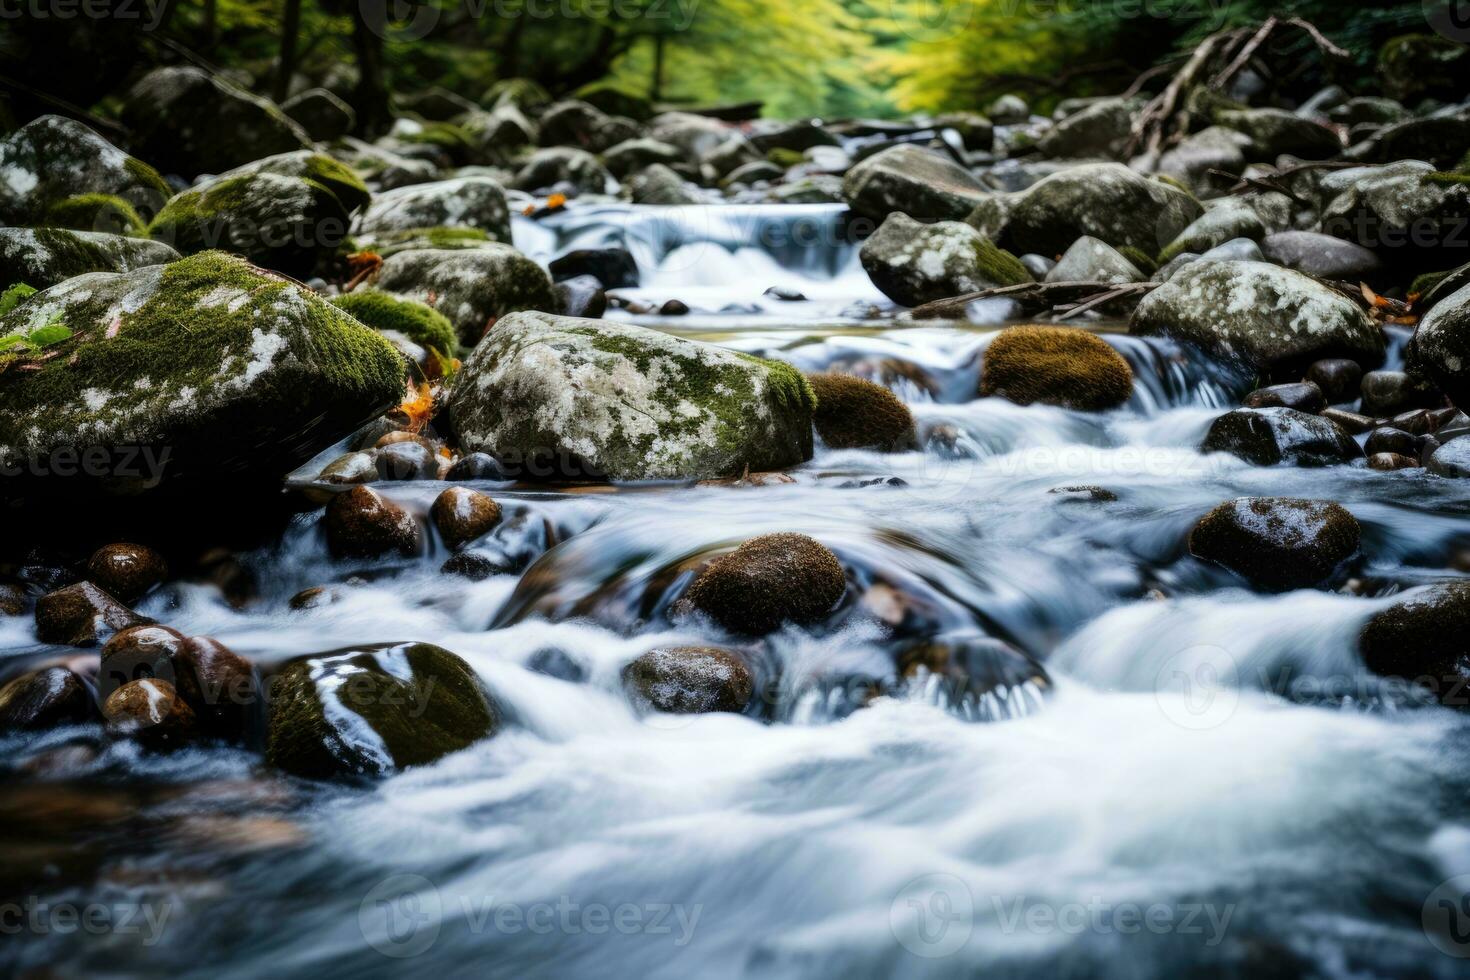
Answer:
[289, 586, 339, 610]
[103, 678, 198, 750]
[1360, 370, 1440, 417]
[859, 212, 1030, 307]
[1428, 438, 1470, 478]
[1189, 497, 1360, 590]
[355, 177, 511, 243]
[842, 145, 989, 224]
[895, 635, 1050, 708]
[1159, 203, 1266, 263]
[445, 452, 507, 482]
[830, 357, 939, 399]
[373, 245, 556, 347]
[1320, 161, 1470, 270]
[1306, 359, 1364, 404]
[1036, 97, 1136, 159]
[375, 441, 437, 482]
[1243, 382, 1325, 414]
[1321, 407, 1375, 435]
[537, 99, 617, 150]
[988, 94, 1030, 124]
[0, 115, 171, 226]
[281, 87, 355, 141]
[324, 486, 422, 559]
[512, 147, 612, 195]
[85, 543, 167, 606]
[1216, 108, 1340, 160]
[549, 247, 638, 289]
[623, 646, 754, 714]
[440, 553, 506, 581]
[806, 373, 917, 452]
[659, 299, 690, 316]
[0, 667, 96, 732]
[0, 227, 180, 289]
[1156, 127, 1250, 194]
[35, 582, 148, 647]
[971, 163, 1202, 258]
[176, 636, 258, 740]
[445, 311, 816, 481]
[1260, 231, 1381, 281]
[626, 164, 702, 206]
[1045, 236, 1144, 285]
[1130, 261, 1383, 374]
[431, 487, 503, 550]
[0, 583, 25, 616]
[602, 138, 683, 179]
[1409, 282, 1470, 412]
[1368, 452, 1418, 471]
[1201, 408, 1363, 467]
[701, 135, 762, 181]
[1360, 582, 1470, 692]
[1020, 254, 1055, 280]
[1348, 116, 1470, 171]
[320, 452, 380, 489]
[554, 275, 608, 319]
[1049, 485, 1118, 503]
[684, 532, 845, 635]
[980, 326, 1133, 412]
[0, 253, 406, 500]
[99, 624, 187, 699]
[527, 647, 587, 682]
[266, 642, 497, 780]
[1365, 427, 1419, 457]
[122, 66, 309, 177]
[723, 161, 784, 187]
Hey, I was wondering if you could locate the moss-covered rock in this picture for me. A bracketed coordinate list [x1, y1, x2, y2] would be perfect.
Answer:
[1047, 236, 1145, 284]
[352, 226, 494, 259]
[842, 144, 990, 224]
[122, 66, 310, 177]
[1158, 202, 1267, 264]
[625, 164, 702, 206]
[332, 290, 457, 357]
[859, 211, 1031, 307]
[972, 163, 1202, 258]
[602, 138, 684, 179]
[1359, 582, 1470, 690]
[1215, 108, 1340, 160]
[43, 194, 147, 236]
[980, 326, 1133, 411]
[1189, 497, 1360, 591]
[1200, 408, 1363, 467]
[445, 311, 816, 481]
[623, 646, 754, 714]
[1350, 116, 1470, 171]
[1131, 261, 1384, 374]
[0, 252, 407, 497]
[0, 227, 180, 289]
[512, 147, 613, 195]
[1378, 33, 1470, 103]
[373, 246, 556, 347]
[355, 176, 510, 242]
[266, 642, 498, 780]
[147, 153, 368, 276]
[1319, 161, 1470, 272]
[0, 115, 170, 225]
[684, 532, 846, 635]
[281, 87, 357, 141]
[807, 373, 917, 452]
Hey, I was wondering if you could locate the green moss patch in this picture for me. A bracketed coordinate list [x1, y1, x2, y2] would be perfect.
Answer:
[332, 289, 458, 356]
[44, 193, 146, 235]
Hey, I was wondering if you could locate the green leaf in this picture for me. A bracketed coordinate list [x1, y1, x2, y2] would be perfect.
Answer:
[28, 322, 73, 348]
[0, 283, 37, 318]
[0, 333, 33, 353]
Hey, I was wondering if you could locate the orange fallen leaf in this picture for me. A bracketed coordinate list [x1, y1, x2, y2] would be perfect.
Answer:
[396, 382, 436, 433]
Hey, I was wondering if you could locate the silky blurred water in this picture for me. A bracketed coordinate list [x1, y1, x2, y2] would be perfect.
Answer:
[4, 204, 1470, 979]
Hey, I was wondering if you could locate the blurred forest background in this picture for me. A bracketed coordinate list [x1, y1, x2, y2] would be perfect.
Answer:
[0, 0, 1442, 129]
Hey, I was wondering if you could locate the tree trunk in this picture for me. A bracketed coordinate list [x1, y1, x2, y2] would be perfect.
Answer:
[202, 0, 217, 50]
[650, 33, 666, 102]
[273, 0, 302, 104]
[351, 10, 392, 137]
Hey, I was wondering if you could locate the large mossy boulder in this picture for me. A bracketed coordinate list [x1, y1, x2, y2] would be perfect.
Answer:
[331, 290, 458, 358]
[1189, 497, 1360, 591]
[1378, 33, 1470, 103]
[373, 245, 555, 347]
[859, 212, 1031, 307]
[0, 115, 171, 225]
[0, 252, 406, 498]
[0, 228, 179, 289]
[122, 66, 310, 178]
[806, 373, 916, 452]
[266, 643, 497, 780]
[980, 325, 1134, 411]
[842, 145, 990, 224]
[1131, 261, 1384, 374]
[355, 176, 511, 243]
[146, 156, 367, 276]
[445, 311, 816, 481]
[970, 163, 1202, 258]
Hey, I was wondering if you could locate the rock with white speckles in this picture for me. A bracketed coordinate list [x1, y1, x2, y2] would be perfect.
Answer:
[1045, 236, 1144, 285]
[860, 212, 1031, 306]
[1319, 161, 1470, 270]
[373, 245, 555, 347]
[445, 311, 816, 481]
[1189, 497, 1360, 590]
[354, 176, 511, 242]
[0, 251, 406, 499]
[842, 145, 990, 224]
[0, 227, 180, 289]
[0, 115, 172, 226]
[1131, 261, 1383, 373]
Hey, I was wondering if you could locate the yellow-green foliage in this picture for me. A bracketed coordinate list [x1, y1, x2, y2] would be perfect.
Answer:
[332, 289, 458, 357]
[43, 194, 146, 236]
[980, 325, 1134, 411]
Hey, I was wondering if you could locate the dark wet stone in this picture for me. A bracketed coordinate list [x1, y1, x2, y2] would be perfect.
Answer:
[1368, 452, 1418, 471]
[1189, 497, 1361, 591]
[527, 648, 588, 682]
[895, 635, 1050, 707]
[1360, 582, 1470, 698]
[320, 451, 377, 486]
[324, 487, 422, 559]
[1428, 437, 1470, 478]
[623, 646, 754, 714]
[1320, 408, 1375, 435]
[35, 582, 149, 647]
[548, 247, 639, 289]
[553, 274, 607, 319]
[85, 543, 167, 605]
[1243, 382, 1324, 414]
[98, 624, 188, 701]
[1365, 427, 1418, 457]
[1201, 408, 1362, 467]
[1360, 370, 1440, 417]
[764, 286, 806, 301]
[430, 486, 503, 550]
[375, 441, 438, 481]
[0, 667, 96, 732]
[289, 586, 339, 610]
[176, 636, 258, 741]
[659, 299, 690, 316]
[102, 678, 198, 750]
[684, 533, 846, 635]
[445, 452, 508, 482]
[1305, 359, 1364, 405]
[0, 583, 26, 617]
[1049, 485, 1119, 502]
[440, 553, 506, 581]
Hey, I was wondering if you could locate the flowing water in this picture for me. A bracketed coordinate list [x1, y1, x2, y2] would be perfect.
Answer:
[5, 203, 1470, 978]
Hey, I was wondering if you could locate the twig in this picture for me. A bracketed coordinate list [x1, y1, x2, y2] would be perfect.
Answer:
[1054, 283, 1157, 321]
[909, 281, 1160, 321]
[1209, 16, 1279, 90]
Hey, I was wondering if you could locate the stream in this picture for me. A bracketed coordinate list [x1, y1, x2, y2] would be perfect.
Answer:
[5, 202, 1470, 979]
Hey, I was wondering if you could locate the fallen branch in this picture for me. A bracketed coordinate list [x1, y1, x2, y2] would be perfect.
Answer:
[909, 281, 1160, 321]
